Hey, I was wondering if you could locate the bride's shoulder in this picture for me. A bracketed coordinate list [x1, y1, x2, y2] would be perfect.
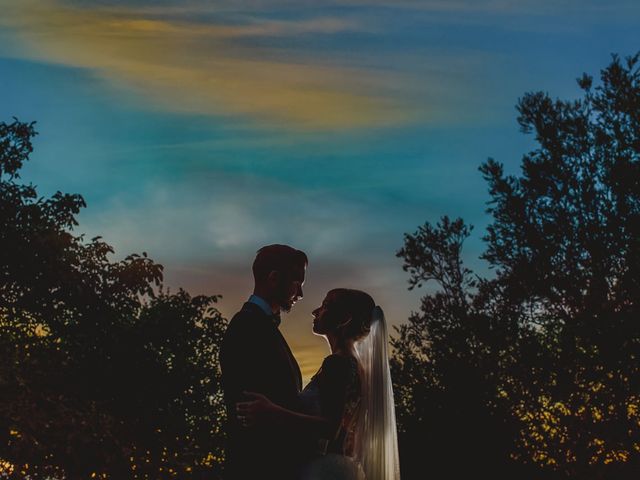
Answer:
[322, 353, 357, 365]
[321, 354, 359, 378]
[318, 356, 361, 400]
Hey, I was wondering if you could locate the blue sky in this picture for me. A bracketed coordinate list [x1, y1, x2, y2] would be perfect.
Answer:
[1, 0, 638, 380]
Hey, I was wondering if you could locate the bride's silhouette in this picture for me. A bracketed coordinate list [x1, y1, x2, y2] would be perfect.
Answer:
[237, 289, 401, 480]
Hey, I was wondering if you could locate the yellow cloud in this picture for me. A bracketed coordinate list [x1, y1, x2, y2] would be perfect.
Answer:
[2, 0, 415, 130]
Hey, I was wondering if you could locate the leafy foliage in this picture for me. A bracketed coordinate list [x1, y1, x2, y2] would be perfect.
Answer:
[393, 54, 640, 479]
[0, 119, 227, 479]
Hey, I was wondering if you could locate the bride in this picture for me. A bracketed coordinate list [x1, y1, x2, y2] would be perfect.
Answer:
[236, 288, 400, 480]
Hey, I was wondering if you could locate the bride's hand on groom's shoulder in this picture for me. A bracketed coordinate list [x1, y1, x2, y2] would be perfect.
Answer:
[236, 391, 277, 428]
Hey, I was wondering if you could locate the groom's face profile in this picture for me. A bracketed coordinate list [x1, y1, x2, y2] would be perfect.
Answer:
[253, 244, 308, 314]
[273, 265, 306, 313]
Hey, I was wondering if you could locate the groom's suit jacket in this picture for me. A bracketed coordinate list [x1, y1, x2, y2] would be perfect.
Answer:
[220, 301, 304, 480]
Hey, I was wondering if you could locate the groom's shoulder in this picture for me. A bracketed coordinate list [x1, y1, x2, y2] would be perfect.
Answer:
[232, 302, 265, 322]
[226, 303, 269, 334]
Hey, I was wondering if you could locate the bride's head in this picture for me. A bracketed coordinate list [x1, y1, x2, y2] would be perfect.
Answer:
[312, 288, 375, 342]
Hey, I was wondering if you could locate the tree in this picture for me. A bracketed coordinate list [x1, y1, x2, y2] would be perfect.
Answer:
[393, 53, 640, 479]
[0, 119, 227, 479]
[393, 217, 525, 479]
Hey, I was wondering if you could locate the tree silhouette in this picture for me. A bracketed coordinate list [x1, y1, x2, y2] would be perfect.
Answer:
[0, 119, 227, 479]
[393, 53, 640, 479]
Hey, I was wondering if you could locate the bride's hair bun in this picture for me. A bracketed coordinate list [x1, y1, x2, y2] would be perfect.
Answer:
[328, 288, 375, 341]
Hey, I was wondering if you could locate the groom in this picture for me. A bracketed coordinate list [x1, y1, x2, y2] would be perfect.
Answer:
[220, 244, 307, 480]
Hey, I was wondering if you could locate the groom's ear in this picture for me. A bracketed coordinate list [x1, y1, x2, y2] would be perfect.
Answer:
[267, 270, 280, 286]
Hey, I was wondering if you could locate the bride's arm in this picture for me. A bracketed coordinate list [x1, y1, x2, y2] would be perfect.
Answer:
[236, 391, 334, 437]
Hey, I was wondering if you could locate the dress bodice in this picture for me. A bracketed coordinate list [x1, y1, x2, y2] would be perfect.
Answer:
[299, 354, 362, 456]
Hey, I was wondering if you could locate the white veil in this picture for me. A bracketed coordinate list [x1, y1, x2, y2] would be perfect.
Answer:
[353, 306, 401, 480]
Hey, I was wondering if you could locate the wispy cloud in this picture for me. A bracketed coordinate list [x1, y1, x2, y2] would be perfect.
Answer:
[75, 0, 640, 18]
[1, 0, 418, 130]
[79, 174, 377, 261]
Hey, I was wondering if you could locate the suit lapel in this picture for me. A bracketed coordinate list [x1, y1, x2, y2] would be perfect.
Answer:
[275, 328, 302, 392]
[242, 302, 302, 392]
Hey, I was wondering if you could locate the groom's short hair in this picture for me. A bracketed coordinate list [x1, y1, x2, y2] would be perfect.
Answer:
[253, 244, 308, 282]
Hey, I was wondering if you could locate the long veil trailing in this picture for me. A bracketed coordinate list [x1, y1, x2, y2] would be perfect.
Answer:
[354, 306, 401, 480]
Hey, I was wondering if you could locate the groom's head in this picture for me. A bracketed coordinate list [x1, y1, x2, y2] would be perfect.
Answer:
[252, 244, 308, 314]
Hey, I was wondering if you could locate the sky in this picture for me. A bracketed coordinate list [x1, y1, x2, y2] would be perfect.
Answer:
[0, 0, 638, 382]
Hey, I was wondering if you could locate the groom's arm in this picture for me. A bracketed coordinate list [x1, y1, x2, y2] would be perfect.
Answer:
[221, 313, 273, 416]
[238, 392, 333, 438]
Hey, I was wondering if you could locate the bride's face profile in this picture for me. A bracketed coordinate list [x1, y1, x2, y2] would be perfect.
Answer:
[311, 292, 344, 336]
[312, 288, 374, 345]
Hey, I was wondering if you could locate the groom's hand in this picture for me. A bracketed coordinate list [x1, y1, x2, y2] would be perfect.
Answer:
[236, 391, 276, 428]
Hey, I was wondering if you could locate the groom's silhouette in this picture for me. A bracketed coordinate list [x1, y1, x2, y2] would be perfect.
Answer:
[220, 244, 307, 480]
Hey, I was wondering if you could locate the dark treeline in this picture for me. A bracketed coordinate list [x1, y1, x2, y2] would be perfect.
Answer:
[1, 54, 639, 479]
[0, 122, 227, 478]
[393, 53, 640, 479]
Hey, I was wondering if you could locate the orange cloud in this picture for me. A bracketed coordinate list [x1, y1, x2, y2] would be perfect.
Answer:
[2, 0, 416, 130]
